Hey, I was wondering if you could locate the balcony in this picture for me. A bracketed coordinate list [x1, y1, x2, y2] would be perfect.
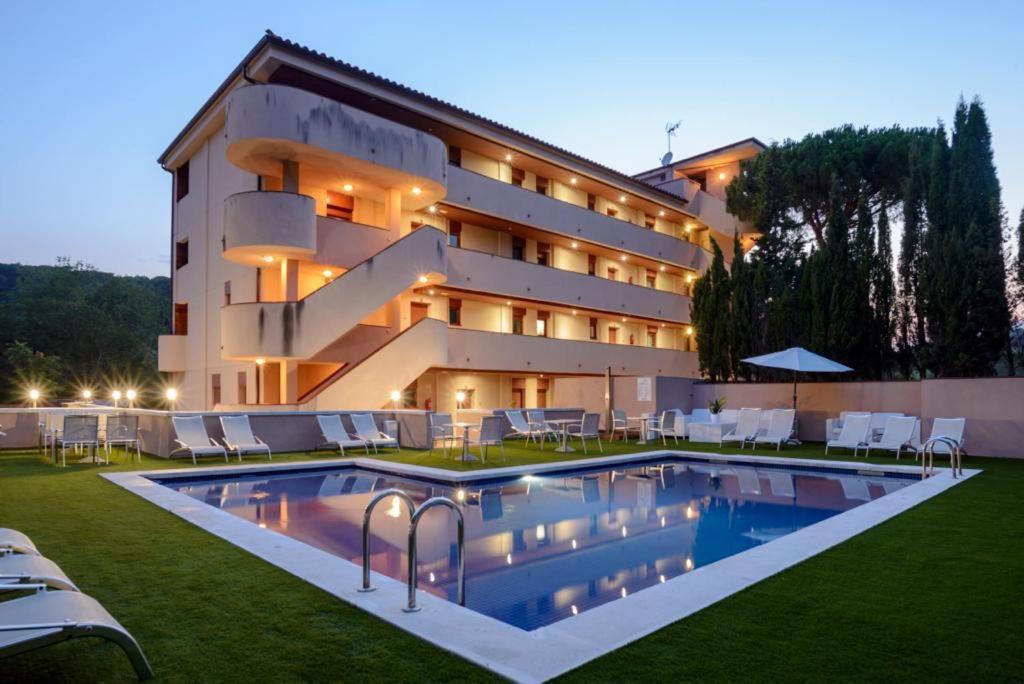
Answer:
[447, 247, 690, 323]
[686, 190, 751, 237]
[314, 215, 393, 269]
[446, 328, 697, 377]
[223, 191, 316, 265]
[225, 83, 447, 209]
[446, 165, 710, 270]
[157, 335, 187, 372]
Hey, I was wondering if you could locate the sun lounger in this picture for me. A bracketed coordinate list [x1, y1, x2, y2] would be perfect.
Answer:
[866, 416, 918, 459]
[170, 416, 228, 465]
[0, 555, 78, 592]
[721, 408, 762, 448]
[350, 414, 400, 453]
[826, 413, 872, 457]
[0, 529, 39, 556]
[219, 415, 272, 461]
[753, 409, 796, 451]
[316, 415, 370, 456]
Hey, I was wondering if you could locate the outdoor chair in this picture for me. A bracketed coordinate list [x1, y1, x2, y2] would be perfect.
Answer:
[316, 415, 370, 456]
[219, 415, 272, 461]
[429, 412, 458, 458]
[826, 413, 873, 457]
[658, 410, 685, 445]
[0, 529, 39, 556]
[825, 411, 860, 440]
[567, 412, 603, 454]
[916, 417, 967, 459]
[505, 410, 547, 447]
[609, 410, 634, 441]
[721, 408, 763, 448]
[53, 415, 99, 467]
[0, 589, 154, 680]
[104, 414, 141, 464]
[0, 554, 79, 592]
[465, 415, 505, 463]
[170, 416, 228, 465]
[526, 410, 558, 446]
[732, 467, 762, 495]
[752, 409, 796, 451]
[350, 414, 400, 453]
[766, 470, 795, 497]
[865, 416, 919, 459]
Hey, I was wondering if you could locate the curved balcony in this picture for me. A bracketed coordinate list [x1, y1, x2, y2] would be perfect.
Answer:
[223, 191, 316, 265]
[226, 84, 447, 210]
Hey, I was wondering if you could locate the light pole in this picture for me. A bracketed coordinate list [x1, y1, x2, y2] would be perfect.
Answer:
[29, 388, 40, 410]
[112, 390, 122, 408]
[126, 389, 137, 409]
[165, 388, 178, 411]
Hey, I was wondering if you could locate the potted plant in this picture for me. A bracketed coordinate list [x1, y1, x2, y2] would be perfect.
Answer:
[708, 397, 726, 424]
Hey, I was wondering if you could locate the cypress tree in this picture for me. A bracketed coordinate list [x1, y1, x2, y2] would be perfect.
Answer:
[729, 235, 756, 380]
[824, 178, 859, 366]
[873, 199, 896, 377]
[853, 195, 878, 375]
[898, 139, 926, 378]
[921, 123, 953, 375]
[691, 241, 731, 382]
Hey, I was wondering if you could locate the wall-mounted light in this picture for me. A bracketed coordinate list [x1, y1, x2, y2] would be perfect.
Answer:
[570, 177, 578, 185]
[262, 255, 275, 263]
[427, 205, 437, 214]
[342, 183, 354, 192]
[658, 210, 666, 217]
[322, 269, 333, 278]
[619, 195, 627, 203]
[571, 310, 577, 316]
[418, 275, 428, 284]
[619, 254, 627, 261]
[28, 388, 41, 408]
[718, 172, 727, 181]
[165, 388, 178, 403]
[411, 186, 422, 196]
[659, 265, 666, 272]
[504, 153, 513, 162]
[570, 241, 578, 249]
[111, 390, 122, 407]
[255, 357, 266, 366]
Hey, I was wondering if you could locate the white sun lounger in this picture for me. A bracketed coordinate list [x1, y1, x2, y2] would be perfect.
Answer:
[219, 415, 272, 461]
[0, 589, 153, 680]
[0, 529, 39, 556]
[733, 468, 762, 495]
[866, 416, 918, 459]
[350, 414, 400, 454]
[838, 477, 872, 501]
[316, 415, 370, 456]
[170, 416, 228, 465]
[721, 408, 762, 448]
[0, 555, 79, 592]
[918, 417, 967, 456]
[826, 413, 872, 457]
[766, 471, 795, 497]
[752, 409, 796, 451]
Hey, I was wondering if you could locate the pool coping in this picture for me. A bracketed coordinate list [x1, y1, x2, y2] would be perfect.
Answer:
[103, 451, 978, 683]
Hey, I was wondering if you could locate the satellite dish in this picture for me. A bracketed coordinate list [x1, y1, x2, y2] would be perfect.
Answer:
[660, 151, 673, 166]
[662, 120, 682, 166]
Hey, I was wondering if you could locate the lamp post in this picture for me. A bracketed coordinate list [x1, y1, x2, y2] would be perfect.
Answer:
[126, 389, 137, 409]
[165, 388, 178, 411]
[82, 389, 92, 403]
[112, 390, 122, 408]
[29, 388, 40, 410]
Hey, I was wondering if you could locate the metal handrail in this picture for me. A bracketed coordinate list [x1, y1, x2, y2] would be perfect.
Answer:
[921, 436, 963, 479]
[403, 497, 465, 613]
[359, 489, 416, 592]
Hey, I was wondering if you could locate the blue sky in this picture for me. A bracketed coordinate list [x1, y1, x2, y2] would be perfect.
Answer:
[2, 1, 1021, 276]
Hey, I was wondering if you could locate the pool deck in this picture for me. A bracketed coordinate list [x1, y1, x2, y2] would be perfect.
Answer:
[104, 451, 978, 683]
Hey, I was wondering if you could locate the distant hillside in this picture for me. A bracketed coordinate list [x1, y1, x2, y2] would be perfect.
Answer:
[0, 260, 170, 404]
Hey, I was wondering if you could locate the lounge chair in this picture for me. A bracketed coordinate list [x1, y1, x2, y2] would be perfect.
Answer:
[0, 554, 79, 592]
[526, 410, 558, 446]
[316, 415, 369, 456]
[0, 529, 39, 556]
[866, 416, 918, 459]
[505, 410, 546, 447]
[917, 417, 967, 459]
[219, 415, 272, 461]
[567, 413, 603, 454]
[838, 477, 872, 501]
[465, 415, 505, 463]
[350, 414, 400, 454]
[104, 414, 141, 464]
[428, 412, 458, 458]
[721, 408, 762, 448]
[766, 470, 795, 497]
[733, 467, 762, 495]
[0, 589, 154, 680]
[170, 416, 228, 465]
[53, 415, 99, 467]
[826, 413, 872, 457]
[752, 409, 796, 451]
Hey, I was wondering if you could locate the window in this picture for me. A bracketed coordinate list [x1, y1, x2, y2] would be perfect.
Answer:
[535, 176, 549, 195]
[175, 239, 189, 270]
[606, 207, 618, 218]
[211, 373, 221, 406]
[448, 220, 462, 248]
[448, 145, 462, 168]
[536, 242, 550, 267]
[646, 269, 657, 288]
[512, 307, 525, 335]
[326, 191, 354, 221]
[448, 298, 462, 326]
[587, 193, 596, 211]
[589, 317, 598, 340]
[511, 167, 525, 188]
[224, 281, 231, 306]
[237, 371, 247, 404]
[512, 236, 525, 261]
[608, 326, 618, 344]
[645, 214, 656, 230]
[588, 254, 597, 276]
[647, 326, 658, 348]
[536, 311, 550, 337]
[173, 303, 188, 335]
[607, 267, 618, 281]
[175, 161, 189, 201]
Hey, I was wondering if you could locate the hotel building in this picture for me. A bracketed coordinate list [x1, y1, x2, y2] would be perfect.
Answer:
[157, 32, 763, 412]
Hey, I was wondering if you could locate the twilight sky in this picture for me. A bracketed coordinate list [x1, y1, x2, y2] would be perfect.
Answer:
[2, 1, 1021, 276]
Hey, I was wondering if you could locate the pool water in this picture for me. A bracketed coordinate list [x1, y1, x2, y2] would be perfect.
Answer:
[161, 458, 913, 630]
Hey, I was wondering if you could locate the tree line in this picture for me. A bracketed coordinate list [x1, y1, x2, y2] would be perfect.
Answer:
[0, 259, 170, 404]
[692, 97, 1023, 382]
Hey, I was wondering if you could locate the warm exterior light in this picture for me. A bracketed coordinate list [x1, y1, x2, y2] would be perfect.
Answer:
[571, 310, 578, 315]
[255, 357, 266, 366]
[418, 275, 428, 283]
[621, 317, 627, 322]
[686, 327, 694, 337]
[411, 186, 422, 196]
[428, 289, 435, 295]
[686, 274, 695, 283]
[455, 390, 466, 404]
[621, 587, 628, 599]
[718, 172, 727, 181]
[165, 388, 178, 402]
[262, 255, 275, 263]
[506, 553, 513, 565]
[658, 210, 666, 217]
[570, 241, 578, 249]
[571, 539, 578, 549]
[322, 269, 333, 278]
[660, 575, 666, 583]
[505, 300, 512, 306]
[82, 389, 92, 400]
[504, 153, 513, 161]
[342, 183, 354, 192]
[570, 177, 578, 185]
[660, 265, 666, 271]
[126, 389, 137, 401]
[112, 390, 122, 401]
[571, 605, 579, 615]
[685, 557, 694, 571]
[619, 195, 627, 202]
[389, 389, 401, 403]
[427, 205, 437, 214]
[29, 388, 40, 401]
[619, 254, 627, 261]
[456, 489, 467, 502]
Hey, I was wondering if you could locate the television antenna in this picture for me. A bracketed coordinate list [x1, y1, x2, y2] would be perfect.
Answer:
[661, 120, 682, 166]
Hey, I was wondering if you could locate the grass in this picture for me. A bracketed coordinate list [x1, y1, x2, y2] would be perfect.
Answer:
[0, 440, 1020, 682]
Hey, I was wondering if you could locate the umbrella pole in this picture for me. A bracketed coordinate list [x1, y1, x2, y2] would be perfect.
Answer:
[790, 373, 801, 445]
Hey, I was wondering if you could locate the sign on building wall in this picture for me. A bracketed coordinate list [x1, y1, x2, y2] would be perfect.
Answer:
[637, 377, 652, 402]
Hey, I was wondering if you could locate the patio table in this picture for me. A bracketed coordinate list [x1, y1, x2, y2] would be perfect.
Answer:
[628, 415, 659, 445]
[444, 422, 477, 463]
[546, 418, 581, 453]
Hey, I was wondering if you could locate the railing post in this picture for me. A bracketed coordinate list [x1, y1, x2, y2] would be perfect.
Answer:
[359, 489, 415, 592]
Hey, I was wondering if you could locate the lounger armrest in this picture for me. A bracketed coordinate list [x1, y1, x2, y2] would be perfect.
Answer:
[208, 437, 220, 448]
[173, 439, 188, 449]
[255, 437, 268, 446]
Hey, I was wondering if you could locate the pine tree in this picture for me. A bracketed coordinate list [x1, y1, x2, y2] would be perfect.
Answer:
[873, 199, 896, 377]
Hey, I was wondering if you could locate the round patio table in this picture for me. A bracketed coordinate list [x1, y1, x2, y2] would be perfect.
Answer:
[546, 418, 581, 453]
[445, 422, 477, 462]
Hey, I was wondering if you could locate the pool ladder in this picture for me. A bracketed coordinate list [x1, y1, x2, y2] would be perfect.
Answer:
[359, 489, 465, 612]
[920, 437, 964, 479]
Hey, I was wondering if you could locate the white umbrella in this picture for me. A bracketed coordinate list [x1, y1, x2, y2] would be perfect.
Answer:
[741, 347, 853, 409]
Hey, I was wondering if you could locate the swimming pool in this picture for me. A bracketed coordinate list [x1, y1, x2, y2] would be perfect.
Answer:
[155, 456, 914, 631]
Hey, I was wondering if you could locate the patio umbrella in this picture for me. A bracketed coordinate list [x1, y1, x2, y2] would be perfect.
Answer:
[741, 347, 853, 409]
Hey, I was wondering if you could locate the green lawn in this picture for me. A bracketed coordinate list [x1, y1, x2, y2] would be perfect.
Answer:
[0, 441, 1020, 682]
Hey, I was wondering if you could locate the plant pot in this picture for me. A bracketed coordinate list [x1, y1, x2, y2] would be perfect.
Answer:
[710, 413, 720, 424]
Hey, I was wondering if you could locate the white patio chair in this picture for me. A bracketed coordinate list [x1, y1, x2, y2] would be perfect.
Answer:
[170, 416, 228, 465]
[658, 410, 685, 445]
[465, 415, 505, 463]
[721, 408, 762, 448]
[567, 412, 603, 454]
[316, 414, 369, 456]
[1, 554, 79, 592]
[752, 409, 796, 451]
[0, 529, 39, 556]
[526, 410, 558, 446]
[0, 589, 154, 680]
[351, 414, 400, 454]
[825, 411, 859, 440]
[219, 415, 272, 461]
[865, 416, 918, 459]
[917, 418, 966, 459]
[53, 415, 99, 467]
[429, 412, 458, 458]
[104, 414, 141, 464]
[826, 413, 872, 457]
[505, 410, 540, 446]
[610, 410, 634, 441]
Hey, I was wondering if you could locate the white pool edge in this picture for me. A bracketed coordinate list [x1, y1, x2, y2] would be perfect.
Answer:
[103, 451, 978, 683]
